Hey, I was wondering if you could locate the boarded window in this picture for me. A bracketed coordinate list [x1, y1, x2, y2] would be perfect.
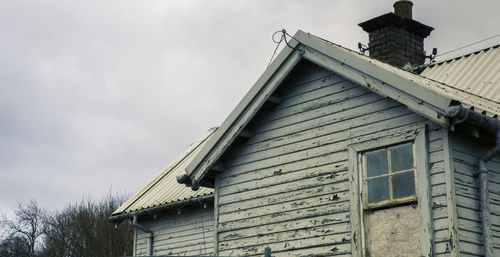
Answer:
[364, 205, 421, 257]
[361, 142, 420, 257]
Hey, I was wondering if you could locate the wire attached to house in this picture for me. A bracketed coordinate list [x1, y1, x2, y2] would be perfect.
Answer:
[267, 31, 283, 67]
[198, 200, 207, 256]
[200, 214, 207, 255]
[267, 29, 301, 67]
[436, 33, 500, 57]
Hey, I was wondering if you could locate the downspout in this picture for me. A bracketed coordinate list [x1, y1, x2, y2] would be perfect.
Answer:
[448, 106, 500, 257]
[132, 215, 153, 256]
[477, 138, 500, 257]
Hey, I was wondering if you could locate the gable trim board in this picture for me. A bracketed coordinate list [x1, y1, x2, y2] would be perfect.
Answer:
[186, 45, 303, 189]
[185, 29, 500, 188]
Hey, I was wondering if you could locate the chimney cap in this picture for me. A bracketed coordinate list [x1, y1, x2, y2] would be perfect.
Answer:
[393, 0, 413, 19]
[358, 13, 433, 38]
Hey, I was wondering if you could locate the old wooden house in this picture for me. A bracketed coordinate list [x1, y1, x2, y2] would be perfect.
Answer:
[110, 1, 500, 256]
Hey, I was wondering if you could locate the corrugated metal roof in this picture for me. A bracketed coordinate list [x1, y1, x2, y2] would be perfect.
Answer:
[420, 45, 500, 104]
[112, 128, 216, 216]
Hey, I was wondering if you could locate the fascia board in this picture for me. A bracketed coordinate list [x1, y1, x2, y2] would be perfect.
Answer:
[295, 30, 452, 113]
[302, 48, 449, 127]
[185, 37, 303, 185]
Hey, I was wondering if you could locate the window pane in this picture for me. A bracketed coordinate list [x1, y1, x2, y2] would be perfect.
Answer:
[390, 144, 413, 171]
[392, 172, 416, 198]
[367, 177, 389, 203]
[366, 150, 388, 177]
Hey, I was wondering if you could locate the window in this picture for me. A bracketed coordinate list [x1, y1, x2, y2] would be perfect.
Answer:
[347, 125, 432, 257]
[362, 143, 417, 208]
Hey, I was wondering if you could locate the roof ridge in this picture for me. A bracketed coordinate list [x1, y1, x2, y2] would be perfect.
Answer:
[426, 44, 500, 67]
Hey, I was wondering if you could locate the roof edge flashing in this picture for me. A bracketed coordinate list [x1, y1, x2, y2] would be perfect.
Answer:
[109, 194, 214, 223]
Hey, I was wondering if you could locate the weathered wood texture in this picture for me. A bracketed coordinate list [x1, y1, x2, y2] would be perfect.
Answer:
[451, 133, 500, 256]
[216, 61, 441, 257]
[429, 128, 453, 255]
[134, 205, 214, 256]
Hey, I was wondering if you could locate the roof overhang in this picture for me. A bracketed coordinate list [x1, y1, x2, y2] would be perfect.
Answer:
[109, 194, 214, 223]
[110, 129, 217, 222]
[184, 30, 499, 188]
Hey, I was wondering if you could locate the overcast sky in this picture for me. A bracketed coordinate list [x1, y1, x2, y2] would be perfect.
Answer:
[1, 0, 499, 216]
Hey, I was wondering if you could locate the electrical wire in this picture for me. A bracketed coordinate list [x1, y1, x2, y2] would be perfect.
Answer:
[436, 33, 500, 57]
[267, 29, 301, 67]
[200, 214, 206, 255]
[267, 31, 284, 67]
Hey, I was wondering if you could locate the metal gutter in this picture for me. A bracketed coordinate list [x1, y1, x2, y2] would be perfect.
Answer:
[109, 194, 214, 223]
[448, 106, 500, 132]
[448, 106, 500, 257]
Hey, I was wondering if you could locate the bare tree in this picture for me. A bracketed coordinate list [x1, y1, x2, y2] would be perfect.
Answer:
[0, 200, 46, 257]
[40, 194, 133, 257]
[0, 236, 31, 257]
[1, 195, 132, 257]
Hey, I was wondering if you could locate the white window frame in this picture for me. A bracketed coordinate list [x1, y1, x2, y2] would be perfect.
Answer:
[348, 124, 432, 257]
[361, 142, 417, 209]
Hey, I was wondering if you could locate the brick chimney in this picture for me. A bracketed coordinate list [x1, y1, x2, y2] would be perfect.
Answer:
[358, 1, 433, 67]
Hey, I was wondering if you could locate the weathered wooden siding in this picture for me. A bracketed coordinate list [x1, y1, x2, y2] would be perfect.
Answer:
[452, 133, 500, 256]
[134, 205, 214, 256]
[430, 128, 453, 256]
[216, 61, 441, 257]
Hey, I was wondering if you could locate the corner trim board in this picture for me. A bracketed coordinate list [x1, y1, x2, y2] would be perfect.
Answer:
[213, 176, 220, 255]
[443, 129, 460, 257]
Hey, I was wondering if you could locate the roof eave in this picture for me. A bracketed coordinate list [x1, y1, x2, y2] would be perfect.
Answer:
[112, 128, 217, 216]
[109, 194, 214, 223]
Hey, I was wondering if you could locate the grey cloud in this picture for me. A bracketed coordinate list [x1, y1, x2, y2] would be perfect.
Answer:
[0, 0, 498, 215]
